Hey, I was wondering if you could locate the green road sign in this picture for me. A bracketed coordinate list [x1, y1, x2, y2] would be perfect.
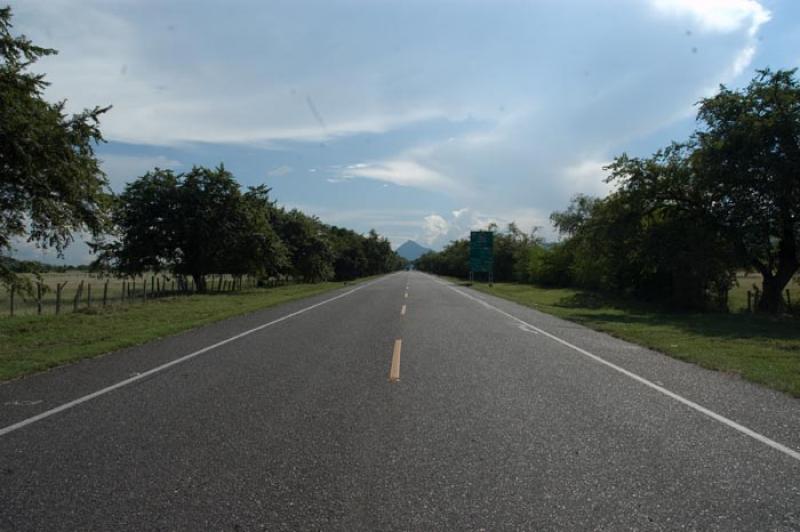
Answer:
[469, 231, 494, 273]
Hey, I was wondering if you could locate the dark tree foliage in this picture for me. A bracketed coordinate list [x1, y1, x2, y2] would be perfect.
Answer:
[0, 7, 111, 286]
[327, 226, 368, 281]
[99, 165, 287, 291]
[492, 223, 541, 283]
[362, 229, 396, 276]
[415, 240, 469, 278]
[693, 69, 800, 312]
[550, 188, 735, 309]
[99, 163, 401, 287]
[271, 209, 334, 283]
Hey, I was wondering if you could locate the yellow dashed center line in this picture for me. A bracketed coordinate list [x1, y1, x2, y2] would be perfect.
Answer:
[389, 339, 402, 382]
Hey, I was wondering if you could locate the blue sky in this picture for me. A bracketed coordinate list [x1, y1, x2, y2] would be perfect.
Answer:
[9, 0, 800, 263]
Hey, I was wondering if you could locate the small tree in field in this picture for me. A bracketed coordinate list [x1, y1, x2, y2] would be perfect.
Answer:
[0, 7, 111, 287]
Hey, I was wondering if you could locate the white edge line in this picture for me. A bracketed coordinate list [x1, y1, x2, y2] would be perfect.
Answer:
[433, 277, 800, 463]
[0, 276, 387, 438]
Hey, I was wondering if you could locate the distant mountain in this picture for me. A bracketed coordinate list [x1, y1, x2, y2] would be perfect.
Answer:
[395, 240, 432, 261]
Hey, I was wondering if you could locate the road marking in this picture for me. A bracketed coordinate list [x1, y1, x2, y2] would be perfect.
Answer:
[0, 276, 388, 439]
[401, 304, 406, 316]
[435, 278, 800, 463]
[518, 323, 539, 334]
[404, 291, 408, 299]
[389, 339, 402, 382]
[3, 400, 43, 407]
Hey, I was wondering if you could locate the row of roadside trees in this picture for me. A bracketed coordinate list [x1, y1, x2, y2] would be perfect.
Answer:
[418, 68, 800, 314]
[92, 165, 403, 288]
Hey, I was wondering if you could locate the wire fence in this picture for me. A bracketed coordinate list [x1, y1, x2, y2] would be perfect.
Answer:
[0, 273, 281, 318]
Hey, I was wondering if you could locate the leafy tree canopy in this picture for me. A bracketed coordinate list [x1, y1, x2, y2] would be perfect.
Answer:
[0, 7, 111, 286]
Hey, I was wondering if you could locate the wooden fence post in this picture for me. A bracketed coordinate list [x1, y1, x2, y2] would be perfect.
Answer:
[747, 291, 752, 313]
[87, 283, 92, 308]
[103, 280, 109, 307]
[9, 285, 15, 317]
[37, 283, 43, 315]
[56, 282, 65, 314]
[73, 280, 83, 311]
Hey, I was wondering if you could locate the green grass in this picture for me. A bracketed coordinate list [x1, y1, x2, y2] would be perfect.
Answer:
[466, 281, 800, 397]
[0, 279, 372, 381]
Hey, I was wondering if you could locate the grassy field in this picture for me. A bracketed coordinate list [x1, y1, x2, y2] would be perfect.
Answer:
[0, 279, 370, 381]
[467, 278, 800, 397]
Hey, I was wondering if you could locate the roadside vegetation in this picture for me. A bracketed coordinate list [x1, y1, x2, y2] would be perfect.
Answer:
[418, 68, 800, 395]
[0, 279, 373, 381]
[419, 68, 800, 317]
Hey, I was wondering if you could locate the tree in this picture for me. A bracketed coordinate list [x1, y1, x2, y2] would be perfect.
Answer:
[553, 159, 737, 310]
[415, 240, 469, 278]
[101, 165, 287, 290]
[493, 222, 540, 282]
[327, 226, 367, 281]
[694, 69, 800, 313]
[272, 209, 334, 283]
[0, 7, 111, 286]
[218, 184, 288, 280]
[362, 229, 394, 275]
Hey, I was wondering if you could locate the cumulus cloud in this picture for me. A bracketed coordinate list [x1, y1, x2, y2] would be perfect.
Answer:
[421, 214, 450, 245]
[341, 160, 459, 193]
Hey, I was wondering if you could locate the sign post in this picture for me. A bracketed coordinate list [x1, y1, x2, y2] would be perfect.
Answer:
[469, 230, 494, 285]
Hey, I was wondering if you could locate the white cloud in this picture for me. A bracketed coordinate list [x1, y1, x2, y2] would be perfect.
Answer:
[561, 159, 613, 197]
[342, 160, 459, 193]
[266, 165, 292, 178]
[729, 45, 757, 78]
[421, 214, 450, 246]
[649, 0, 770, 35]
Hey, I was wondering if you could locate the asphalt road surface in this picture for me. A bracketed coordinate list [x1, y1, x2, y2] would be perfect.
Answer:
[1, 272, 799, 530]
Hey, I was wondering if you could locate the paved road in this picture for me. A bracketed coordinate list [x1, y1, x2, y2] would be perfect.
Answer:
[1, 272, 799, 530]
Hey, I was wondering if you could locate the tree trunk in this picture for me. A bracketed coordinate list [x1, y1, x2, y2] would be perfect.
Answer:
[757, 263, 798, 313]
[758, 275, 785, 313]
[192, 273, 206, 292]
[754, 228, 799, 313]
